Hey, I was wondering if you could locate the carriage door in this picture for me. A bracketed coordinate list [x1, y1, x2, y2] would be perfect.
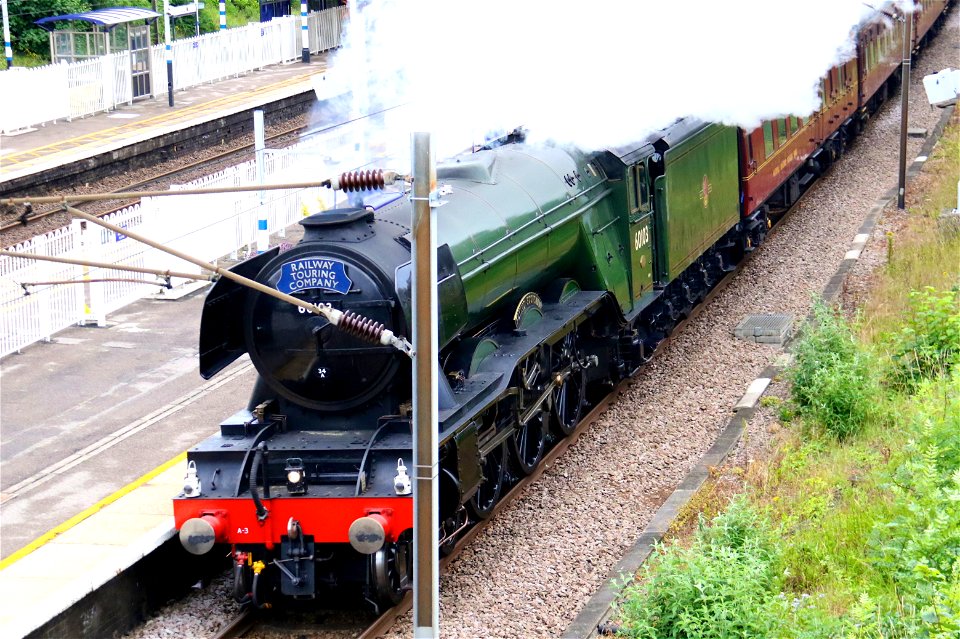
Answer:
[128, 25, 152, 100]
[629, 162, 654, 301]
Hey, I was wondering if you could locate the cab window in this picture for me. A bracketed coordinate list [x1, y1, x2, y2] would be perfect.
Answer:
[633, 163, 650, 213]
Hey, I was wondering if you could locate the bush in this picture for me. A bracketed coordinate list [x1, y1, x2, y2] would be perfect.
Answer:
[888, 286, 960, 390]
[790, 301, 880, 440]
[615, 498, 785, 638]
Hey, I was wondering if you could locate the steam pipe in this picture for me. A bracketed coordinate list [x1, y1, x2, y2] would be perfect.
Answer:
[250, 443, 268, 521]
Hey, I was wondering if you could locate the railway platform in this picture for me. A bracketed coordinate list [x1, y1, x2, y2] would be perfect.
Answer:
[0, 220, 307, 638]
[0, 287, 250, 638]
[0, 55, 331, 193]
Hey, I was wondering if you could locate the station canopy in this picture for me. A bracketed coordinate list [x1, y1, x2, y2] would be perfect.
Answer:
[35, 7, 161, 31]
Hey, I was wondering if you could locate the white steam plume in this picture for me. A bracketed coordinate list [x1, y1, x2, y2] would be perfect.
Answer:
[320, 0, 911, 161]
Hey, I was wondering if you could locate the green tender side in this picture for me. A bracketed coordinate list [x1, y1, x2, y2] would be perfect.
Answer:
[653, 124, 740, 282]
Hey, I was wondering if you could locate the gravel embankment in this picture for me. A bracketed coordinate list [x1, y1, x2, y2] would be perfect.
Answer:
[381, 9, 958, 639]
[122, 7, 957, 638]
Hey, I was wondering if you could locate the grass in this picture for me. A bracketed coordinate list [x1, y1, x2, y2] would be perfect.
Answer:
[859, 112, 960, 345]
[614, 114, 960, 638]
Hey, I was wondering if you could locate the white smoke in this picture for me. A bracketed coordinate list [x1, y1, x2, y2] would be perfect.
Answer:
[318, 0, 912, 163]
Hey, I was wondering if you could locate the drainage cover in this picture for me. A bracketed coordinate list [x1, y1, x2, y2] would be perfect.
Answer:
[734, 314, 794, 346]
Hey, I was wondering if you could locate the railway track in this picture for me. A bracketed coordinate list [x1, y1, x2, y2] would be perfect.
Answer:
[205, 185, 805, 639]
[0, 123, 308, 235]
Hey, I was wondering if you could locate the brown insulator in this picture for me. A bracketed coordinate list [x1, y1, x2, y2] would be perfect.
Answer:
[339, 310, 385, 343]
[338, 169, 385, 192]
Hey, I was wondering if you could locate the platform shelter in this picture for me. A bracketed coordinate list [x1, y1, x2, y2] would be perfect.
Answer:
[35, 7, 160, 99]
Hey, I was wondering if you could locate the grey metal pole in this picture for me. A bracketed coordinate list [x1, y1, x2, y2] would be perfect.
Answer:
[411, 131, 440, 639]
[300, 1, 310, 63]
[164, 0, 174, 107]
[897, 13, 912, 209]
[255, 110, 268, 253]
[2, 0, 13, 69]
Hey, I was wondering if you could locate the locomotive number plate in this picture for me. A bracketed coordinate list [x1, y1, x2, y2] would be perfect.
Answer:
[276, 257, 352, 295]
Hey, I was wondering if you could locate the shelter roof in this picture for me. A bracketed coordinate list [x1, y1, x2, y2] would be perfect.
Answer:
[35, 7, 161, 31]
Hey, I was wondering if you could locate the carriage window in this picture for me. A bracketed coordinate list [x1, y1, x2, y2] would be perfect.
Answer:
[792, 116, 801, 132]
[763, 121, 774, 157]
[777, 118, 788, 144]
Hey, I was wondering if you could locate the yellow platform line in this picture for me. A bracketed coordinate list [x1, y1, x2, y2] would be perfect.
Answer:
[0, 452, 186, 571]
[2, 69, 325, 168]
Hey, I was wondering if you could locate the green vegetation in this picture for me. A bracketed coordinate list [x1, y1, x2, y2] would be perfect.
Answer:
[615, 118, 960, 637]
[789, 301, 881, 440]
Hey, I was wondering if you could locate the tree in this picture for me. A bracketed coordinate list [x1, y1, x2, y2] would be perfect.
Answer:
[8, 0, 91, 59]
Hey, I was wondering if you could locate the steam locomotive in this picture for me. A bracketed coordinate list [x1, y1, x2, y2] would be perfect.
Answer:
[172, 1, 951, 609]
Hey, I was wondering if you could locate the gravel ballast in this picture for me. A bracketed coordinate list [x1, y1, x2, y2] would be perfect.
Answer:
[382, 9, 959, 639]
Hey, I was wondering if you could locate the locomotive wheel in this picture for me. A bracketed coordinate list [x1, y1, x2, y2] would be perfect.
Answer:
[467, 442, 506, 520]
[552, 332, 586, 436]
[510, 410, 547, 475]
[370, 531, 412, 608]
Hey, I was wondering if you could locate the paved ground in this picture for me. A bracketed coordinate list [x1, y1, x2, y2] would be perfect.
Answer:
[0, 286, 255, 557]
[0, 46, 338, 558]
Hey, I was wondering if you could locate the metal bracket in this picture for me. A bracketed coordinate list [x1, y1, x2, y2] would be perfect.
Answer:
[411, 184, 452, 208]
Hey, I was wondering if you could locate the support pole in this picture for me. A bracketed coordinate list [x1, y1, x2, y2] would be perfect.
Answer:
[219, 1, 227, 30]
[255, 110, 269, 254]
[2, 0, 12, 69]
[164, 0, 174, 107]
[897, 12, 913, 209]
[300, 1, 310, 63]
[411, 132, 439, 639]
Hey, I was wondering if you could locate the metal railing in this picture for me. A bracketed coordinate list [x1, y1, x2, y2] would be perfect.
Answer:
[0, 119, 365, 357]
[0, 6, 347, 134]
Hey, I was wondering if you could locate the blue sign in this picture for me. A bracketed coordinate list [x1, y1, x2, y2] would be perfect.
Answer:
[276, 258, 352, 295]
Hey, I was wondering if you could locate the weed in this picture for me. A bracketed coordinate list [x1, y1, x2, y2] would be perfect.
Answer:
[760, 396, 783, 409]
[615, 499, 786, 638]
[887, 286, 960, 390]
[789, 301, 881, 440]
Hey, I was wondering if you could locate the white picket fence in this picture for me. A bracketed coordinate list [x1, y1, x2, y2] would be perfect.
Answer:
[0, 7, 347, 134]
[0, 116, 375, 357]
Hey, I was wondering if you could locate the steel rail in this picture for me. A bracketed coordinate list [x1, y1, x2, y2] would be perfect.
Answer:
[212, 608, 257, 639]
[193, 198, 796, 639]
[0, 124, 310, 234]
[353, 173, 824, 639]
[1, 101, 416, 234]
[159, 131, 827, 639]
